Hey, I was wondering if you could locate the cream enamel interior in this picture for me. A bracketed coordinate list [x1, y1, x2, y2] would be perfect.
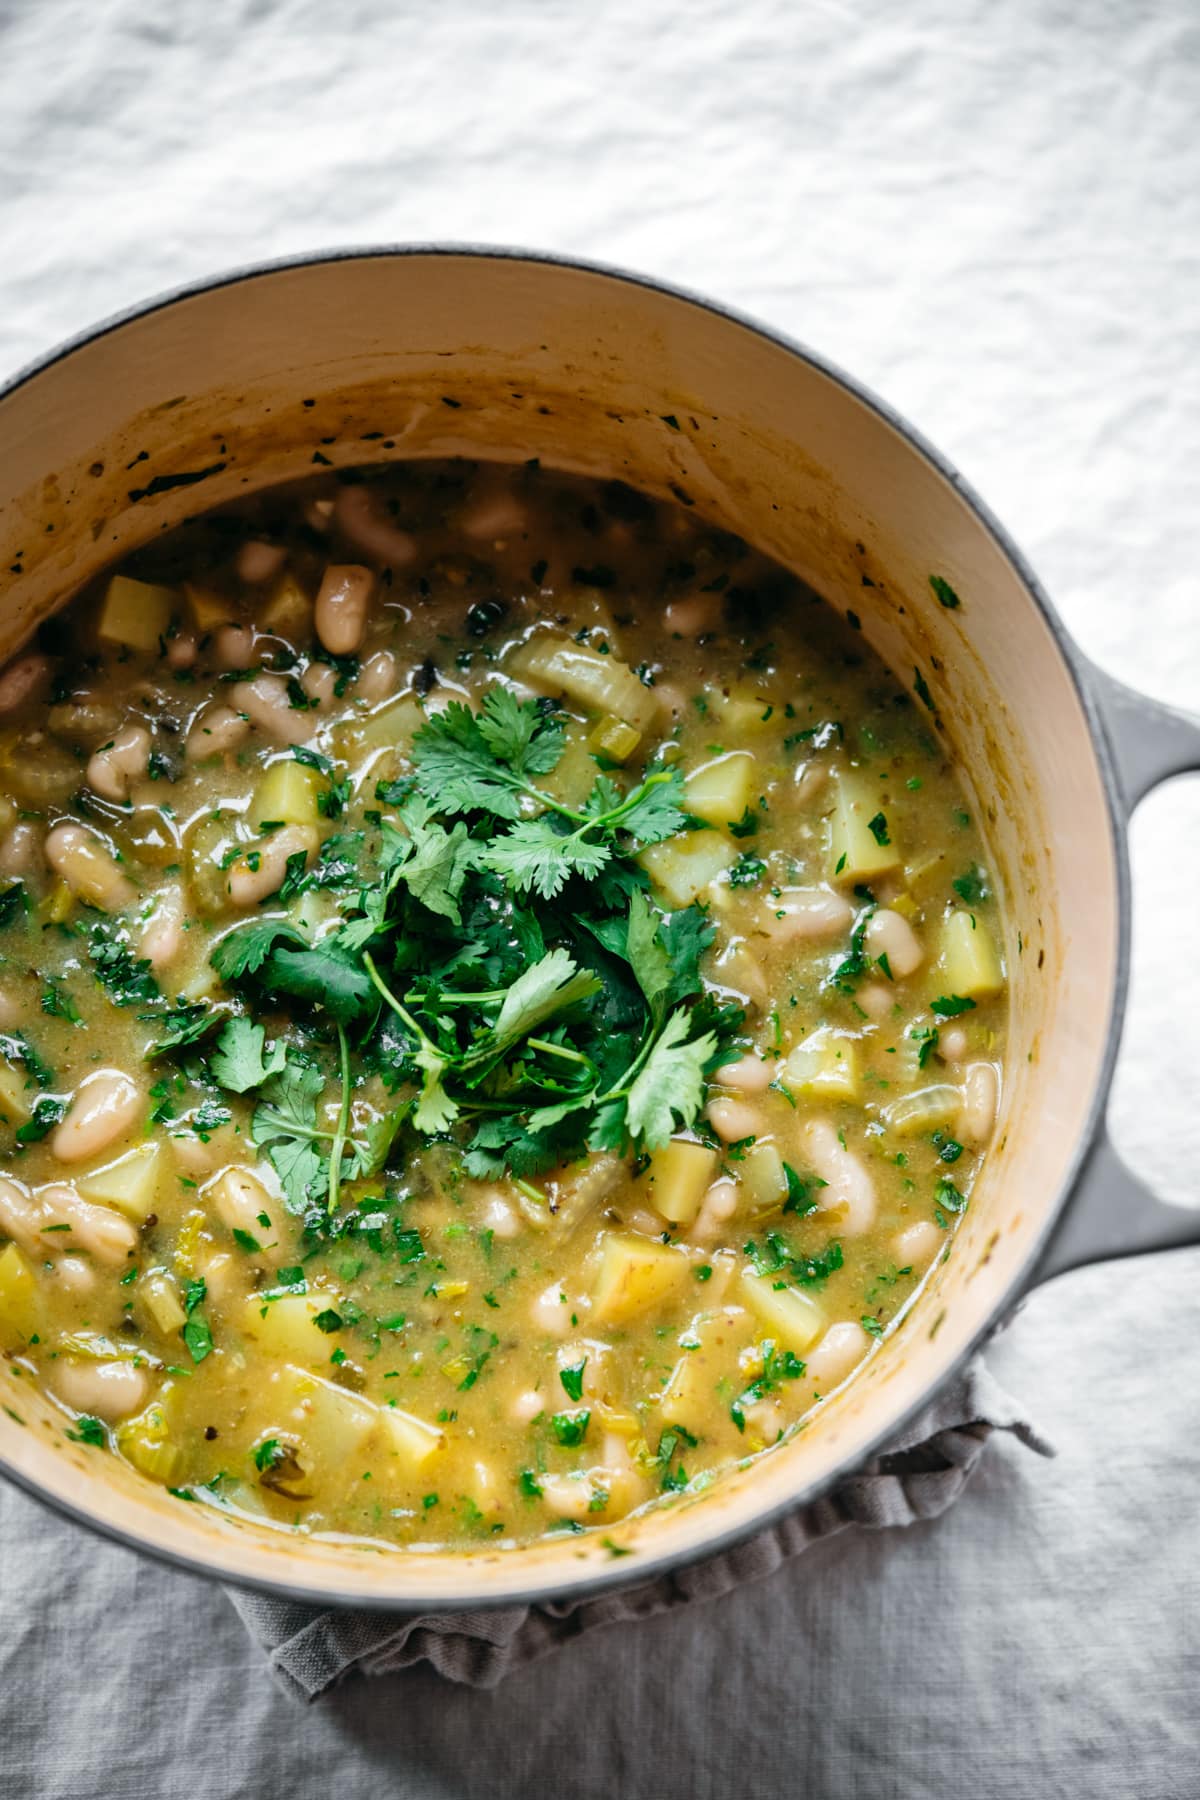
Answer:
[0, 252, 1119, 1607]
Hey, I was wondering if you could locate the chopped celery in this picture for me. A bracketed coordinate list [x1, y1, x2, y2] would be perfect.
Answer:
[587, 714, 642, 763]
[739, 1141, 788, 1212]
[508, 634, 658, 733]
[882, 1083, 961, 1136]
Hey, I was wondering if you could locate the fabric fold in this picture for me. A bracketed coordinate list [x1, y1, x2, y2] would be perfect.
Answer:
[228, 1355, 1050, 1699]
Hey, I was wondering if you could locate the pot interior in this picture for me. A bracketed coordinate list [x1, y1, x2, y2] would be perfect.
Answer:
[0, 252, 1119, 1606]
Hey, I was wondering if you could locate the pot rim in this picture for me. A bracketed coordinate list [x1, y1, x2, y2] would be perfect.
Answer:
[0, 244, 1130, 1611]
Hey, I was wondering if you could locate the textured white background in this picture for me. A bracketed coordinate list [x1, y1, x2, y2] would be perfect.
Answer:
[0, 3, 1197, 1795]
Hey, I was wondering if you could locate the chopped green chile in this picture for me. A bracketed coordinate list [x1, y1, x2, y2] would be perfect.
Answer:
[0, 458, 1007, 1548]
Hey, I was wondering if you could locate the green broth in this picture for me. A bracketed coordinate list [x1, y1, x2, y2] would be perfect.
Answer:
[0, 460, 1005, 1547]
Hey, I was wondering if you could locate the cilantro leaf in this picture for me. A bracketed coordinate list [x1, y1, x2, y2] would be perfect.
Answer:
[625, 1008, 717, 1150]
[480, 816, 611, 899]
[210, 1018, 286, 1094]
[210, 919, 304, 984]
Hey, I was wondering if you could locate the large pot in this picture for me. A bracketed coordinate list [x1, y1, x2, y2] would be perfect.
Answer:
[1, 248, 1196, 1610]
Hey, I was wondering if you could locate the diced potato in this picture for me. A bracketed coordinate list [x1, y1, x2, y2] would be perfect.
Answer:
[883, 1083, 961, 1136]
[587, 714, 641, 763]
[684, 752, 756, 828]
[184, 581, 239, 633]
[376, 1403, 444, 1471]
[508, 635, 658, 733]
[258, 572, 312, 636]
[739, 1270, 824, 1354]
[0, 1242, 40, 1349]
[709, 688, 777, 735]
[264, 1365, 378, 1477]
[240, 1293, 341, 1367]
[939, 909, 1005, 998]
[138, 1270, 187, 1335]
[333, 693, 424, 761]
[591, 1232, 691, 1325]
[639, 831, 737, 907]
[781, 1027, 861, 1102]
[0, 1057, 32, 1129]
[640, 1139, 719, 1226]
[740, 1141, 788, 1211]
[658, 1309, 747, 1424]
[98, 575, 177, 653]
[828, 774, 901, 882]
[77, 1142, 165, 1223]
[249, 760, 326, 828]
[116, 1384, 184, 1485]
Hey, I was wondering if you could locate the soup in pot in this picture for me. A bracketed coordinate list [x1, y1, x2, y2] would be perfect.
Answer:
[0, 459, 1005, 1547]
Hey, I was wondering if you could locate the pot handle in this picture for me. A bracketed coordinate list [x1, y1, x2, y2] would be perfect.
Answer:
[1029, 660, 1200, 1285]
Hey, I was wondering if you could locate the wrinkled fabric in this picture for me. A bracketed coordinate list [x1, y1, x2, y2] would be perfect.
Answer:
[230, 1361, 1050, 1697]
[0, 0, 1198, 1794]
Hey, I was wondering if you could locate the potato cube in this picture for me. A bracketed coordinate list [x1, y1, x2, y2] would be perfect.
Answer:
[0, 1242, 40, 1349]
[658, 1305, 747, 1424]
[739, 1270, 824, 1354]
[828, 775, 901, 882]
[249, 760, 326, 828]
[0, 1057, 32, 1130]
[258, 572, 312, 636]
[639, 831, 737, 907]
[781, 1027, 861, 1102]
[77, 1142, 165, 1222]
[240, 1293, 342, 1367]
[709, 689, 777, 735]
[184, 581, 240, 633]
[263, 1366, 378, 1478]
[640, 1139, 719, 1226]
[376, 1403, 444, 1471]
[684, 752, 756, 829]
[591, 1232, 691, 1325]
[939, 910, 1005, 998]
[98, 575, 177, 653]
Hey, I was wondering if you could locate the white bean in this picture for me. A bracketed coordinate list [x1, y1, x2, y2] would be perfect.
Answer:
[44, 823, 135, 912]
[52, 1072, 142, 1165]
[210, 624, 256, 671]
[959, 1061, 999, 1146]
[138, 882, 184, 971]
[228, 673, 316, 745]
[758, 888, 854, 944]
[186, 701, 250, 760]
[54, 1360, 150, 1422]
[0, 1177, 137, 1265]
[792, 761, 830, 803]
[300, 662, 336, 709]
[805, 1320, 872, 1389]
[0, 822, 44, 884]
[707, 1097, 763, 1143]
[937, 1025, 968, 1064]
[479, 1190, 521, 1239]
[687, 1177, 740, 1247]
[857, 981, 893, 1022]
[236, 540, 288, 584]
[0, 654, 51, 715]
[51, 1256, 97, 1295]
[315, 564, 374, 656]
[197, 1249, 242, 1306]
[511, 1389, 544, 1424]
[226, 823, 317, 908]
[801, 1118, 877, 1236]
[461, 490, 528, 543]
[719, 1053, 777, 1094]
[166, 630, 197, 670]
[334, 485, 417, 567]
[86, 722, 152, 803]
[206, 1166, 282, 1251]
[663, 593, 721, 637]
[894, 1220, 942, 1270]
[864, 909, 923, 979]
[540, 1473, 601, 1520]
[356, 649, 398, 705]
[531, 1281, 574, 1337]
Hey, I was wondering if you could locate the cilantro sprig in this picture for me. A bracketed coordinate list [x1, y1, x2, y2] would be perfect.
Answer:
[202, 689, 743, 1213]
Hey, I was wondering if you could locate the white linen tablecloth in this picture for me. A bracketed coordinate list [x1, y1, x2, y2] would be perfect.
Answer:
[0, 1, 1197, 1793]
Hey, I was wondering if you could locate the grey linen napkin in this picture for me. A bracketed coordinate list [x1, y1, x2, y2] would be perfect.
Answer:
[227, 1357, 1049, 1699]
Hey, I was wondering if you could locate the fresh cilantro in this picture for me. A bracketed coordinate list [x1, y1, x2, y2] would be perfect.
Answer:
[559, 1359, 586, 1402]
[729, 852, 767, 889]
[66, 1414, 107, 1446]
[952, 866, 989, 906]
[931, 995, 976, 1018]
[550, 1409, 590, 1448]
[866, 812, 890, 846]
[15, 1096, 66, 1145]
[88, 920, 159, 1007]
[930, 575, 961, 609]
